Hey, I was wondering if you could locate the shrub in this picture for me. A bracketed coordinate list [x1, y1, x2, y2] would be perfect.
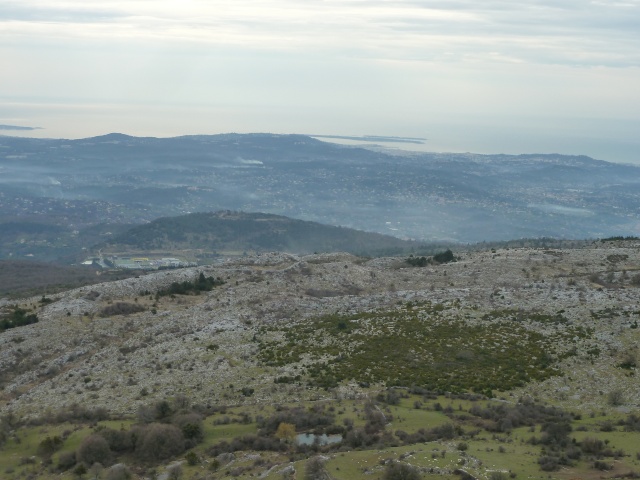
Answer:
[185, 451, 199, 466]
[580, 437, 604, 455]
[258, 407, 334, 435]
[99, 302, 145, 317]
[105, 464, 132, 480]
[173, 413, 204, 447]
[608, 389, 625, 406]
[89, 463, 104, 479]
[540, 420, 571, 446]
[96, 428, 134, 453]
[433, 249, 454, 264]
[76, 435, 112, 467]
[51, 404, 109, 424]
[167, 463, 183, 480]
[383, 389, 401, 406]
[37, 435, 63, 458]
[157, 273, 224, 297]
[74, 463, 88, 476]
[134, 423, 185, 462]
[490, 473, 508, 480]
[241, 387, 255, 397]
[600, 420, 615, 432]
[594, 460, 613, 471]
[305, 456, 329, 480]
[57, 451, 77, 470]
[154, 399, 173, 420]
[406, 256, 428, 267]
[538, 455, 560, 471]
[431, 423, 456, 440]
[275, 422, 296, 442]
[383, 461, 421, 480]
[0, 307, 38, 332]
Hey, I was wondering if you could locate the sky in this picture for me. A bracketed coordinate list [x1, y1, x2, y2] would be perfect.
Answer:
[1, 0, 640, 163]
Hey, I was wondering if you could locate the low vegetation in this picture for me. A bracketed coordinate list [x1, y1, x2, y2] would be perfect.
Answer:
[257, 302, 590, 394]
[156, 272, 225, 297]
[0, 306, 38, 332]
[98, 302, 145, 317]
[405, 249, 455, 267]
[2, 392, 639, 480]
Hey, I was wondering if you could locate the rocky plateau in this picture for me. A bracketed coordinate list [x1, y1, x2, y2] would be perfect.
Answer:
[1, 241, 639, 419]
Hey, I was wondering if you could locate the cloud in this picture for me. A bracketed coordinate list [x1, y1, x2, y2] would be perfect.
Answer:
[0, 124, 39, 130]
[1, 0, 638, 67]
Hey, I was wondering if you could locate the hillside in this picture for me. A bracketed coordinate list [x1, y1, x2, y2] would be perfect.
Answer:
[0, 221, 133, 262]
[1, 240, 639, 479]
[102, 211, 425, 257]
[0, 260, 143, 298]
[1, 133, 639, 262]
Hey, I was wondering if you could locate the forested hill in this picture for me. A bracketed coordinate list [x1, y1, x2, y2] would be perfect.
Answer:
[101, 211, 424, 256]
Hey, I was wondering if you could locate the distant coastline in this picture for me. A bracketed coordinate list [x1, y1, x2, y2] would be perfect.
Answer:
[310, 134, 426, 145]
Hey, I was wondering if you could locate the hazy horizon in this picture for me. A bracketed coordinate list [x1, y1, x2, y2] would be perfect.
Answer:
[2, 1, 639, 164]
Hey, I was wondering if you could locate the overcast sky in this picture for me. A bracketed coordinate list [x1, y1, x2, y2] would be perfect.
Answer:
[1, 0, 639, 163]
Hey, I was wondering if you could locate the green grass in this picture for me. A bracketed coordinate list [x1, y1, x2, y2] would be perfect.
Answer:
[3, 393, 639, 480]
[203, 421, 257, 443]
[0, 423, 95, 479]
[388, 404, 451, 434]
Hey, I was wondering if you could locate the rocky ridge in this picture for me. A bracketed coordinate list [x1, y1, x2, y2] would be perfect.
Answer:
[1, 243, 639, 418]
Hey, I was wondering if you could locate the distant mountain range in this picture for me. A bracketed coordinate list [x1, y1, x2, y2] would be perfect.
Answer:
[0, 132, 639, 262]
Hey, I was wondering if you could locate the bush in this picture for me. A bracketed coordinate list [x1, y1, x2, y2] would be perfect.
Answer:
[433, 249, 454, 264]
[99, 302, 145, 317]
[173, 413, 204, 445]
[538, 455, 560, 471]
[50, 404, 109, 424]
[594, 460, 613, 471]
[74, 464, 88, 476]
[97, 428, 134, 453]
[406, 256, 428, 267]
[37, 436, 63, 458]
[57, 451, 77, 470]
[258, 407, 333, 435]
[608, 389, 625, 406]
[431, 423, 456, 440]
[105, 464, 132, 480]
[305, 456, 329, 480]
[134, 423, 185, 462]
[0, 307, 38, 332]
[167, 463, 183, 480]
[185, 451, 199, 466]
[76, 435, 112, 467]
[383, 461, 422, 480]
[540, 420, 571, 446]
[157, 273, 224, 297]
[154, 399, 173, 420]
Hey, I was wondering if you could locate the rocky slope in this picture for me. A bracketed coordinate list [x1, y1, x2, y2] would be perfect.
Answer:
[1, 241, 639, 418]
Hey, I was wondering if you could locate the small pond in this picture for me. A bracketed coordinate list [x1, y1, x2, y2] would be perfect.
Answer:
[295, 433, 342, 446]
